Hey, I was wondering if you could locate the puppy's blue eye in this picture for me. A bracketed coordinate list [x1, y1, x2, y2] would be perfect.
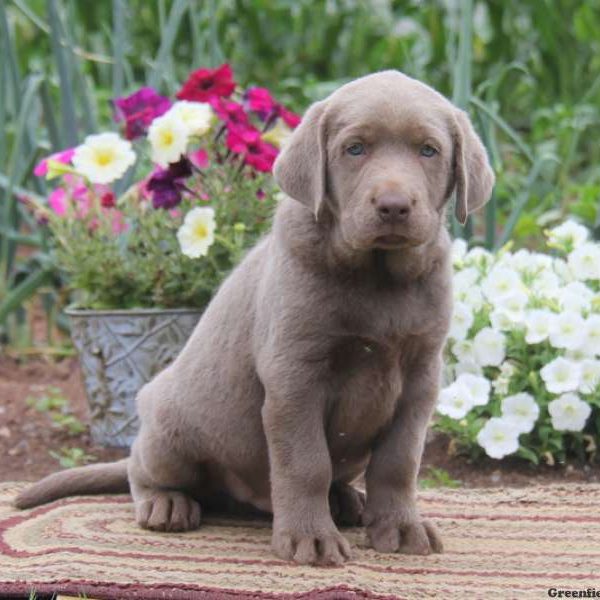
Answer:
[346, 143, 365, 156]
[420, 144, 438, 157]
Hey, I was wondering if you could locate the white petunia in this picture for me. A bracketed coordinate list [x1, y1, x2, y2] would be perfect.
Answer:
[583, 315, 600, 356]
[177, 207, 216, 258]
[525, 309, 553, 344]
[549, 311, 586, 350]
[579, 359, 600, 394]
[453, 268, 480, 297]
[148, 113, 190, 167]
[449, 302, 474, 341]
[492, 290, 529, 323]
[540, 357, 582, 394]
[531, 269, 561, 298]
[462, 286, 485, 310]
[454, 360, 483, 377]
[482, 267, 522, 301]
[72, 132, 135, 184]
[464, 246, 493, 269]
[547, 220, 589, 249]
[452, 238, 468, 264]
[476, 417, 520, 459]
[452, 339, 477, 364]
[500, 392, 539, 433]
[557, 282, 593, 314]
[489, 309, 514, 331]
[493, 361, 517, 395]
[568, 243, 600, 281]
[437, 382, 476, 419]
[473, 327, 506, 367]
[548, 393, 591, 432]
[166, 101, 213, 136]
[455, 373, 491, 406]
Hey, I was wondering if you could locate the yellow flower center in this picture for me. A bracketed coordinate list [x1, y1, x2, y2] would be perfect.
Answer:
[94, 148, 115, 166]
[160, 130, 174, 147]
[193, 222, 208, 240]
[564, 405, 575, 415]
[493, 432, 506, 442]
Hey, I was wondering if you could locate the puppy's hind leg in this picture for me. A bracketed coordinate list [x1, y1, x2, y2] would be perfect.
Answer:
[128, 435, 202, 533]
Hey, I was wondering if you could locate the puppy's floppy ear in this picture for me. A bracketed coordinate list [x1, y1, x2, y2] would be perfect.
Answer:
[273, 100, 328, 219]
[452, 109, 495, 225]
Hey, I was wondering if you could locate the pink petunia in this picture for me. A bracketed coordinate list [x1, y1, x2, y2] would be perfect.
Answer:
[48, 188, 68, 216]
[210, 97, 250, 129]
[226, 125, 278, 173]
[34, 148, 75, 177]
[190, 149, 209, 169]
[109, 209, 129, 234]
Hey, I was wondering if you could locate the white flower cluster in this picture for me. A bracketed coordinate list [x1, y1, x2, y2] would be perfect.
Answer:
[439, 220, 600, 460]
[149, 101, 214, 167]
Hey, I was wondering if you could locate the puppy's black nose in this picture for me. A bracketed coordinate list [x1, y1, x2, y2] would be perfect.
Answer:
[374, 193, 412, 223]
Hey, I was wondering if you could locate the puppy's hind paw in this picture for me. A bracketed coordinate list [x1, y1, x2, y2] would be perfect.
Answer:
[330, 483, 365, 527]
[136, 491, 201, 533]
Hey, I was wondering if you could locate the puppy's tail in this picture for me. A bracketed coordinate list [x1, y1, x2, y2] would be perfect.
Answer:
[14, 458, 130, 509]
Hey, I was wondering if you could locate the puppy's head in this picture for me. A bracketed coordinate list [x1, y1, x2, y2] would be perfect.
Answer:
[274, 71, 494, 251]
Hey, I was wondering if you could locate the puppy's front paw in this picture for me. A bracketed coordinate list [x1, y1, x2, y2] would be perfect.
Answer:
[366, 516, 443, 555]
[272, 527, 353, 566]
[136, 491, 202, 533]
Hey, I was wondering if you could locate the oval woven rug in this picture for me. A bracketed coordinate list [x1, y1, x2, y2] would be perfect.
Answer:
[0, 482, 599, 599]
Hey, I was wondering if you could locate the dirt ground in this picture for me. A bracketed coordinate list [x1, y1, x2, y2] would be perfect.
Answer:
[0, 354, 599, 487]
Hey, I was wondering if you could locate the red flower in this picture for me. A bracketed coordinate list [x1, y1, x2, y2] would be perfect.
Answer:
[177, 63, 236, 102]
[100, 192, 116, 208]
[210, 98, 250, 128]
[226, 126, 278, 173]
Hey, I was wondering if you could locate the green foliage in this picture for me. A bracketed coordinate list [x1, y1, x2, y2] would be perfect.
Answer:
[46, 165, 276, 310]
[49, 446, 96, 468]
[2, 0, 600, 342]
[27, 385, 86, 436]
[419, 467, 461, 489]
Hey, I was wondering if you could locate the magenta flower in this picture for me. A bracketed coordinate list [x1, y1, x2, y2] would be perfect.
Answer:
[113, 87, 171, 140]
[244, 87, 300, 129]
[34, 148, 75, 177]
[210, 98, 250, 129]
[177, 63, 236, 103]
[245, 88, 277, 119]
[190, 149, 209, 169]
[226, 126, 278, 173]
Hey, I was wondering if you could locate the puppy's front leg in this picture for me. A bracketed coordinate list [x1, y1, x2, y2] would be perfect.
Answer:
[262, 387, 352, 566]
[363, 350, 444, 555]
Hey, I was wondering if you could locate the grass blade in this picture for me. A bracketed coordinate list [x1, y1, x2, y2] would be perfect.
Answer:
[497, 155, 556, 248]
[0, 268, 52, 325]
[47, 0, 78, 146]
[148, 0, 189, 89]
[112, 0, 127, 99]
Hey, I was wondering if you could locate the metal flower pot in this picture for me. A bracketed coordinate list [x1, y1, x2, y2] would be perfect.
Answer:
[66, 307, 203, 447]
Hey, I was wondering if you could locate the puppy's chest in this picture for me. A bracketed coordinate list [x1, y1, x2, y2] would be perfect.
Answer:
[323, 285, 438, 451]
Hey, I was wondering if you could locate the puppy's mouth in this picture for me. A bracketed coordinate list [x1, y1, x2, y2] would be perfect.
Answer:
[373, 234, 413, 248]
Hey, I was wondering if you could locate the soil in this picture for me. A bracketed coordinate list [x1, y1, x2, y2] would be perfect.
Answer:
[1, 354, 599, 487]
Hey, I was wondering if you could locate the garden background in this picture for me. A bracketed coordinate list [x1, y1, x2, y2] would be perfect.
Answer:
[1, 0, 600, 485]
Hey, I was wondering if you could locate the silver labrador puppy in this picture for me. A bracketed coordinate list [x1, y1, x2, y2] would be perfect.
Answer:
[16, 70, 494, 566]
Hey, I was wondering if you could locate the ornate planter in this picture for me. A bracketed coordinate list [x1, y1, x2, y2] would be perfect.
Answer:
[66, 308, 203, 448]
